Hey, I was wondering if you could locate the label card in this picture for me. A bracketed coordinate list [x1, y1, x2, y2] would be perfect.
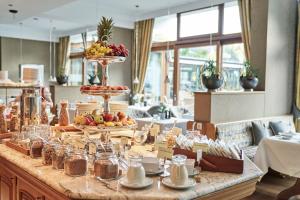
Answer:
[150, 128, 159, 136]
[121, 137, 128, 146]
[196, 123, 203, 130]
[89, 143, 97, 155]
[155, 141, 167, 150]
[197, 149, 203, 162]
[153, 124, 160, 133]
[113, 143, 121, 153]
[157, 146, 174, 159]
[193, 142, 209, 152]
[172, 127, 182, 136]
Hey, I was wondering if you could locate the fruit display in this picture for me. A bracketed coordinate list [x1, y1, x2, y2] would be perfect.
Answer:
[85, 42, 112, 58]
[74, 112, 135, 128]
[84, 17, 129, 59]
[107, 44, 129, 57]
[80, 85, 129, 92]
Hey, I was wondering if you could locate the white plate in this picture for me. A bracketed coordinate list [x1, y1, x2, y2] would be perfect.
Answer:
[162, 177, 196, 190]
[146, 168, 164, 176]
[119, 177, 153, 189]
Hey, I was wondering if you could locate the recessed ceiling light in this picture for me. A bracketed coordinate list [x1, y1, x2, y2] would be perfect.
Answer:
[135, 4, 139, 8]
[8, 4, 13, 7]
[9, 9, 18, 14]
[33, 17, 38, 21]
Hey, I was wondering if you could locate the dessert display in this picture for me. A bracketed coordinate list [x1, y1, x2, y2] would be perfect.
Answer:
[80, 85, 129, 92]
[74, 112, 135, 128]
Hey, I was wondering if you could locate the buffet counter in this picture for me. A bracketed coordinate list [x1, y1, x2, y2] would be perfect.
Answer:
[0, 144, 263, 200]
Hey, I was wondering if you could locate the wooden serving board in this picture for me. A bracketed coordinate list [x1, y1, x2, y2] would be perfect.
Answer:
[0, 133, 12, 140]
[5, 141, 30, 156]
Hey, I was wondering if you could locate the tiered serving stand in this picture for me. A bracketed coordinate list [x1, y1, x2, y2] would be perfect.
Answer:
[77, 56, 136, 135]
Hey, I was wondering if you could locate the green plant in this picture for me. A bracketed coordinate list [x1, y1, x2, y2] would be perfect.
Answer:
[241, 61, 258, 78]
[202, 60, 220, 78]
[57, 67, 66, 77]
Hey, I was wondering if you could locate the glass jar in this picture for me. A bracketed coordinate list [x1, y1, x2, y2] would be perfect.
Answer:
[30, 138, 44, 158]
[52, 145, 68, 170]
[64, 150, 88, 176]
[126, 155, 145, 184]
[42, 143, 56, 165]
[94, 152, 119, 179]
[0, 104, 7, 133]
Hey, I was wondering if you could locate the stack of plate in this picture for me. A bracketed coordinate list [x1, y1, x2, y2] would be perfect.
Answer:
[76, 102, 101, 115]
[0, 71, 15, 86]
[109, 102, 128, 114]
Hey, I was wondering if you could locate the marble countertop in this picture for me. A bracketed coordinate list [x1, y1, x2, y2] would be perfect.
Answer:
[0, 144, 263, 200]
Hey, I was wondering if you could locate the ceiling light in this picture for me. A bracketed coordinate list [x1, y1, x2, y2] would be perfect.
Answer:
[9, 9, 18, 14]
[135, 4, 139, 8]
[8, 4, 13, 7]
[33, 17, 38, 21]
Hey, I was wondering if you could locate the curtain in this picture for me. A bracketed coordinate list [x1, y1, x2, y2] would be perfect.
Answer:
[57, 36, 70, 76]
[238, 0, 251, 61]
[294, 1, 300, 131]
[132, 19, 154, 94]
[81, 32, 87, 50]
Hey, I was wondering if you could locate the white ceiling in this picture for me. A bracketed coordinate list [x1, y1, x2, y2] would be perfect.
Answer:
[0, 0, 233, 41]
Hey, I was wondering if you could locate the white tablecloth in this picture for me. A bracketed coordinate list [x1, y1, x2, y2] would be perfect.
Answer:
[254, 135, 300, 178]
[135, 117, 189, 133]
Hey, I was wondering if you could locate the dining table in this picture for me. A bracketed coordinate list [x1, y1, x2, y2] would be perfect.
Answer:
[254, 134, 300, 200]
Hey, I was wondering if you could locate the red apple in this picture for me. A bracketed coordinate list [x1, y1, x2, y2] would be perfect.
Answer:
[103, 113, 114, 122]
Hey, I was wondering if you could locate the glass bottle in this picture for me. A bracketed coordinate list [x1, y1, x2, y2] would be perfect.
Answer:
[59, 100, 69, 126]
[0, 104, 7, 133]
[94, 152, 119, 179]
[64, 149, 88, 176]
[10, 104, 19, 132]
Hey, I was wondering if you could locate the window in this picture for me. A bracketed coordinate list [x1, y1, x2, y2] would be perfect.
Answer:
[70, 34, 84, 53]
[223, 1, 242, 34]
[222, 43, 245, 91]
[147, 1, 243, 107]
[152, 15, 177, 42]
[144, 50, 174, 103]
[180, 6, 219, 38]
[68, 58, 83, 86]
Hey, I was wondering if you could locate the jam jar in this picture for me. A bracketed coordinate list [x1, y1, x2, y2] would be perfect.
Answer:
[64, 149, 88, 176]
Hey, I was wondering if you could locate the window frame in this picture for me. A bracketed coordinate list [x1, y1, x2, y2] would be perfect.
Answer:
[151, 3, 242, 105]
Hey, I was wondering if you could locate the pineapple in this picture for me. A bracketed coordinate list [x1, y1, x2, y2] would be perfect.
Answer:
[97, 17, 114, 43]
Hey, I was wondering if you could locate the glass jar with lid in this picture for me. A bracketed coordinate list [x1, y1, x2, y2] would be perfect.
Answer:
[52, 145, 68, 170]
[42, 142, 57, 165]
[64, 149, 88, 176]
[94, 152, 119, 179]
[170, 155, 188, 185]
[29, 138, 44, 159]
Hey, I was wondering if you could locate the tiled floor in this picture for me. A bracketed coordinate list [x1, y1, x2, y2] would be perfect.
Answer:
[243, 173, 297, 200]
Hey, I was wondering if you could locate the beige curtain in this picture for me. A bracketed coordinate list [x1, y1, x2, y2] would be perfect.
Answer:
[295, 2, 300, 131]
[238, 0, 251, 61]
[132, 19, 154, 94]
[57, 36, 70, 76]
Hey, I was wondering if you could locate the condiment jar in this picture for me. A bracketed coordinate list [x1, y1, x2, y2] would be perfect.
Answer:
[42, 143, 56, 165]
[94, 152, 119, 180]
[52, 145, 68, 170]
[0, 104, 7, 133]
[30, 139, 44, 158]
[64, 149, 88, 176]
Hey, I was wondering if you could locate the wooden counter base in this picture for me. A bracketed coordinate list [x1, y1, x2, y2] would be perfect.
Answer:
[0, 145, 262, 200]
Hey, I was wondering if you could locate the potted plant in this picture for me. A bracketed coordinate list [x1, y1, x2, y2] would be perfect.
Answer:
[240, 61, 259, 91]
[202, 60, 224, 91]
[56, 67, 68, 85]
